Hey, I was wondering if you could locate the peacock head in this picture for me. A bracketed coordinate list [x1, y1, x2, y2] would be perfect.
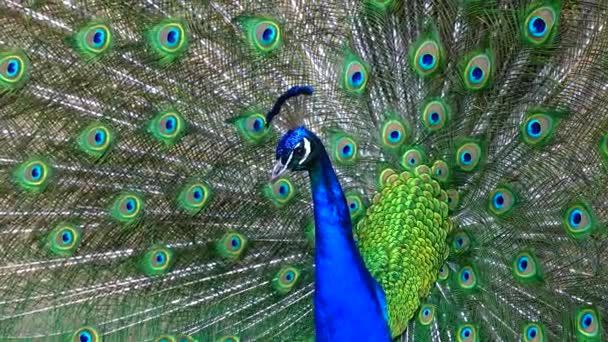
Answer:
[271, 126, 321, 181]
[266, 86, 318, 182]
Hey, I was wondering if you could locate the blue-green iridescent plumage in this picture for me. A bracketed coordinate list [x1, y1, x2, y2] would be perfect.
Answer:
[1, 0, 607, 341]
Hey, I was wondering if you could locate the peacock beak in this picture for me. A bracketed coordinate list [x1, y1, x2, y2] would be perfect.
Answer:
[271, 159, 289, 182]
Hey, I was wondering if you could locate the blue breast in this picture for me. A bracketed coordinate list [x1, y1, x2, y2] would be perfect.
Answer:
[309, 150, 391, 341]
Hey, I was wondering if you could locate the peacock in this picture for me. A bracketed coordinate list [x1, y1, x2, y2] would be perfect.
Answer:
[1, 0, 607, 341]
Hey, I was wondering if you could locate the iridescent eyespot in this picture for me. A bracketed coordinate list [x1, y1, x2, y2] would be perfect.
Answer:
[217, 336, 240, 342]
[562, 202, 595, 239]
[457, 324, 478, 342]
[400, 148, 425, 171]
[488, 186, 515, 217]
[110, 193, 143, 223]
[458, 265, 477, 290]
[523, 323, 545, 342]
[148, 110, 186, 145]
[332, 134, 358, 164]
[366, 0, 395, 10]
[438, 264, 449, 281]
[452, 231, 471, 255]
[381, 119, 409, 149]
[521, 112, 558, 146]
[418, 304, 436, 325]
[513, 251, 542, 283]
[217, 232, 248, 261]
[148, 21, 188, 58]
[177, 181, 212, 215]
[142, 247, 173, 276]
[342, 54, 368, 94]
[456, 141, 482, 171]
[255, 21, 280, 50]
[14, 158, 51, 191]
[575, 308, 600, 339]
[48, 223, 81, 256]
[76, 122, 114, 160]
[0, 51, 29, 89]
[346, 193, 365, 222]
[446, 189, 459, 211]
[155, 335, 176, 342]
[265, 178, 295, 207]
[413, 40, 441, 76]
[233, 112, 270, 144]
[177, 335, 195, 342]
[75, 23, 112, 56]
[72, 327, 100, 342]
[421, 99, 449, 131]
[272, 266, 300, 295]
[523, 6, 558, 46]
[431, 160, 449, 183]
[463, 53, 492, 90]
[239, 17, 282, 53]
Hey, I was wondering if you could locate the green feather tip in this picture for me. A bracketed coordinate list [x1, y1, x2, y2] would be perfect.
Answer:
[457, 323, 479, 342]
[272, 266, 300, 295]
[237, 17, 282, 54]
[574, 307, 602, 341]
[13, 157, 52, 192]
[70, 326, 101, 342]
[0, 49, 30, 90]
[155, 335, 176, 342]
[264, 177, 296, 207]
[141, 246, 173, 276]
[148, 110, 187, 145]
[562, 201, 597, 239]
[46, 223, 81, 257]
[379, 117, 410, 150]
[520, 109, 566, 147]
[400, 147, 426, 170]
[341, 52, 369, 95]
[146, 20, 188, 62]
[176, 181, 212, 215]
[456, 265, 478, 290]
[216, 232, 248, 261]
[345, 192, 366, 223]
[76, 121, 115, 160]
[522, 322, 546, 342]
[438, 263, 449, 281]
[421, 98, 450, 132]
[417, 304, 437, 325]
[330, 132, 358, 164]
[460, 49, 494, 91]
[512, 251, 543, 284]
[109, 192, 144, 223]
[488, 184, 516, 217]
[451, 230, 472, 255]
[73, 21, 113, 58]
[521, 2, 561, 47]
[455, 139, 483, 172]
[409, 29, 445, 78]
[231, 111, 271, 144]
[431, 160, 450, 183]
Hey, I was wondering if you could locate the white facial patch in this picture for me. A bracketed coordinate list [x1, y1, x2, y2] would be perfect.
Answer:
[298, 138, 312, 165]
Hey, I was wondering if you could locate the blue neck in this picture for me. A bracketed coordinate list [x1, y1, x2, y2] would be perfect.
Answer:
[309, 147, 391, 341]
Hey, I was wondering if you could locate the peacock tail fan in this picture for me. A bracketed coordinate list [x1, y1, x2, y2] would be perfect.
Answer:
[0, 0, 607, 341]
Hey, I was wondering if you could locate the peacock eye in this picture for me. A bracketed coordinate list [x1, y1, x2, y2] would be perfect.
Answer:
[294, 145, 304, 156]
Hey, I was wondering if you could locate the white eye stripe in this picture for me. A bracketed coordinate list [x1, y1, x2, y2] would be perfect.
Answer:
[299, 138, 311, 165]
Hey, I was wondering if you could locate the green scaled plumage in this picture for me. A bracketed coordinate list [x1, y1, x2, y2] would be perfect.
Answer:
[1, 0, 608, 341]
